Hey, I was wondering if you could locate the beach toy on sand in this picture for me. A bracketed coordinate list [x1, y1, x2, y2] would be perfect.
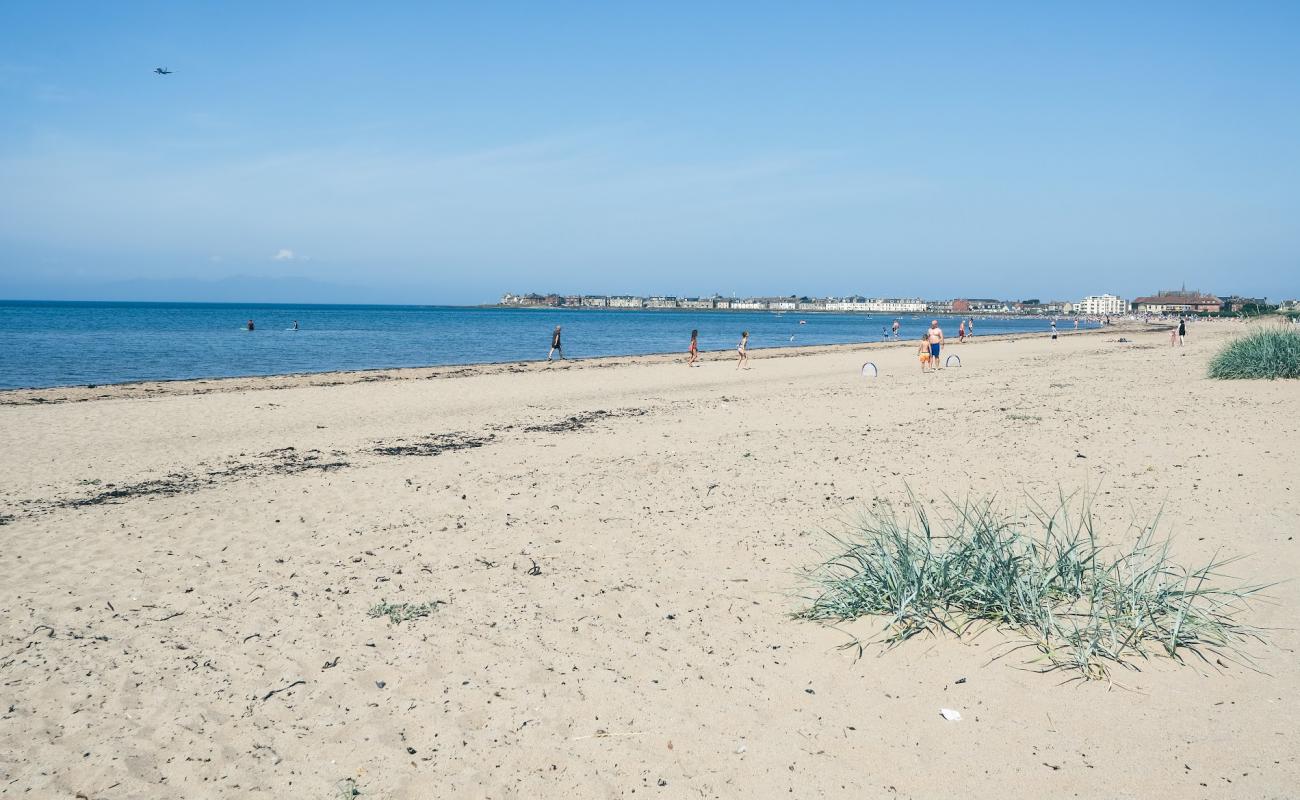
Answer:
[940, 708, 962, 721]
[861, 362, 878, 377]
[945, 354, 961, 367]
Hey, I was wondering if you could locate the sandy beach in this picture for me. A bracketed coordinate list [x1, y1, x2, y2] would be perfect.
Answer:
[1, 321, 1296, 799]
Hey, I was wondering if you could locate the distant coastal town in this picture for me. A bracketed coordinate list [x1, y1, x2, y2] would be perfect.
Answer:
[500, 289, 1289, 316]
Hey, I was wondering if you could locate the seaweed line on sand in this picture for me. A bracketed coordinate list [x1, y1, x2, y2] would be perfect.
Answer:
[58, 448, 349, 509]
[372, 432, 494, 457]
[524, 408, 648, 434]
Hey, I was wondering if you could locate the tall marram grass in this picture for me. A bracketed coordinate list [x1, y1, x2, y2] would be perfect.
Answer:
[1208, 327, 1300, 380]
[797, 493, 1267, 681]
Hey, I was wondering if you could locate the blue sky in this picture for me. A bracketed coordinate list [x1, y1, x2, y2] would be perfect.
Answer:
[1, 1, 1297, 304]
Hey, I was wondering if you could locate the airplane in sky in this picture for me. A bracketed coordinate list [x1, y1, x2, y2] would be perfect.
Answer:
[153, 67, 172, 75]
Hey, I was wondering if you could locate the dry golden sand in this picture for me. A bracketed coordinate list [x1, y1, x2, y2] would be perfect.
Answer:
[1, 321, 1297, 799]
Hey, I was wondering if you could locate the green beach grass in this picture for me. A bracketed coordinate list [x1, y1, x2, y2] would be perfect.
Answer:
[1208, 327, 1300, 380]
[797, 493, 1266, 681]
[367, 599, 443, 625]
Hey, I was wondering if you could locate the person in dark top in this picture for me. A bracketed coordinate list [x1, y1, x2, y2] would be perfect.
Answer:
[547, 325, 564, 361]
[1177, 318, 1186, 346]
[247, 319, 255, 331]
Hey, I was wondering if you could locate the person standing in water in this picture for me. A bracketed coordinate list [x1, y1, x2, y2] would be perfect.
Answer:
[892, 319, 900, 339]
[926, 320, 944, 369]
[736, 331, 749, 369]
[687, 329, 700, 367]
[246, 319, 255, 331]
[292, 320, 299, 331]
[547, 325, 564, 361]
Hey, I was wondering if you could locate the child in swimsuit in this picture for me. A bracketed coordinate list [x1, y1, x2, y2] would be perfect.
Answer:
[918, 335, 931, 372]
[736, 331, 749, 369]
[688, 329, 699, 367]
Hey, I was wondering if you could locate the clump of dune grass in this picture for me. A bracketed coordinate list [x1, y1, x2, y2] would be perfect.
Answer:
[367, 599, 443, 625]
[797, 493, 1266, 681]
[1208, 327, 1300, 380]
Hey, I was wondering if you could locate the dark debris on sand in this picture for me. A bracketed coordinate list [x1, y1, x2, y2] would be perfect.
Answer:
[59, 448, 349, 509]
[372, 432, 494, 457]
[523, 408, 648, 434]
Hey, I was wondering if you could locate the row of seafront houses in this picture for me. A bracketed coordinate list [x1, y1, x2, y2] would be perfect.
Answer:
[502, 293, 933, 312]
[501, 290, 1284, 316]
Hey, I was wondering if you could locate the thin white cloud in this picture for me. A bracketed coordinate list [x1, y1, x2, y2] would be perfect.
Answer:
[272, 248, 295, 261]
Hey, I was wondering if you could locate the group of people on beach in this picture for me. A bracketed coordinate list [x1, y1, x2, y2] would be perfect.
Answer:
[548, 325, 751, 369]
[917, 320, 952, 372]
[885, 317, 975, 344]
[686, 329, 749, 369]
[547, 313, 1161, 371]
[914, 318, 977, 372]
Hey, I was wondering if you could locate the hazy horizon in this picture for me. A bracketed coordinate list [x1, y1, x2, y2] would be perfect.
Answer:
[0, 274, 1265, 307]
[3, 3, 1298, 304]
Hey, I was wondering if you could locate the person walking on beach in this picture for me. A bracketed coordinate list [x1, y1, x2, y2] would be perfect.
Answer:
[687, 329, 700, 366]
[547, 325, 564, 361]
[736, 331, 749, 369]
[1177, 317, 1186, 346]
[918, 332, 932, 373]
[892, 319, 900, 339]
[967, 318, 975, 337]
[926, 320, 944, 369]
[1050, 320, 1058, 340]
[1074, 318, 1080, 332]
[958, 320, 966, 342]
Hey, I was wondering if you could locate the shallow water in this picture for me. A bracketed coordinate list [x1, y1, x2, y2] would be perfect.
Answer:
[0, 301, 1088, 389]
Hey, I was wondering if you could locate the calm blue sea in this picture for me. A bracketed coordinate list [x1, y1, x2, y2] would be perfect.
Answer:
[0, 301, 1089, 390]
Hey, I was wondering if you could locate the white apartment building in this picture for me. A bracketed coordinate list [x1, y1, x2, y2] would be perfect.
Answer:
[730, 299, 766, 310]
[581, 296, 608, 308]
[825, 296, 869, 312]
[864, 298, 927, 313]
[1078, 294, 1127, 316]
[645, 296, 678, 309]
[607, 296, 644, 308]
[680, 297, 714, 309]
